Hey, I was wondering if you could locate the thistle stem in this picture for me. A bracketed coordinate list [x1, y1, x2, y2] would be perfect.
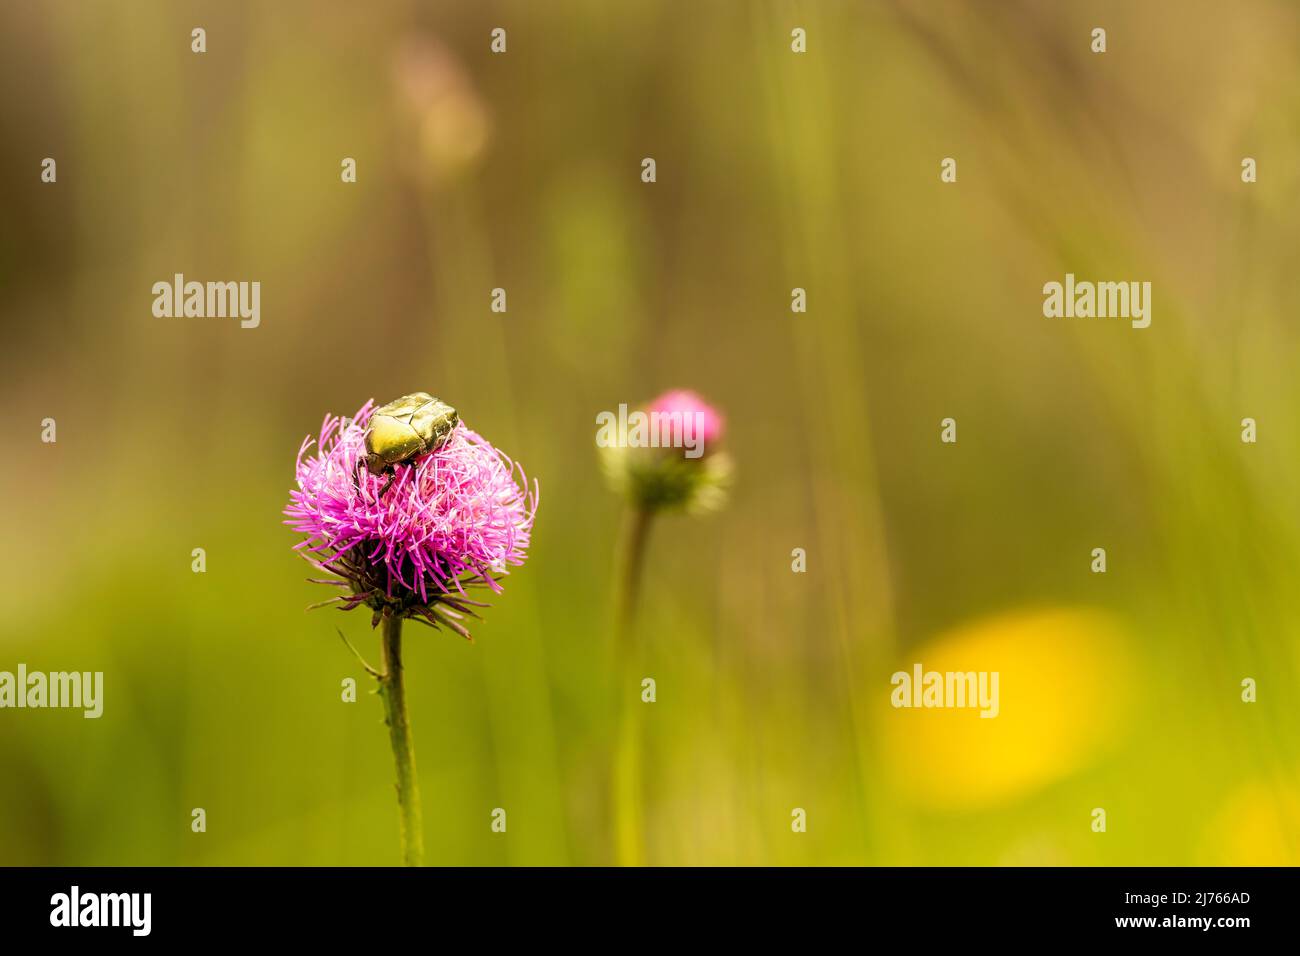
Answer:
[615, 505, 654, 637]
[380, 612, 424, 866]
[612, 505, 655, 866]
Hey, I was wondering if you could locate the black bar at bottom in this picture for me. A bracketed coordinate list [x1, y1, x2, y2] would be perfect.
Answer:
[0, 866, 1285, 942]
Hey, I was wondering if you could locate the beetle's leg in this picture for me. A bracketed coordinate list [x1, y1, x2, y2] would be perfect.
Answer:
[377, 472, 396, 498]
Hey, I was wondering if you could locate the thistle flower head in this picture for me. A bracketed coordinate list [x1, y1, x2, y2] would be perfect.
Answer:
[284, 400, 538, 634]
[599, 389, 732, 515]
[645, 389, 725, 451]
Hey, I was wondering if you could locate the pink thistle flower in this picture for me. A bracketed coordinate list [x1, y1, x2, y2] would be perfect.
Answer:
[284, 400, 539, 635]
[645, 389, 725, 451]
[599, 389, 732, 515]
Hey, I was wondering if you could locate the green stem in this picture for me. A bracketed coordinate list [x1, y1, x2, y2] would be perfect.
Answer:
[612, 505, 654, 866]
[380, 612, 423, 867]
[615, 505, 654, 638]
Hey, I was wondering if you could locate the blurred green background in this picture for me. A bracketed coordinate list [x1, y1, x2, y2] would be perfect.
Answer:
[2, 0, 1299, 866]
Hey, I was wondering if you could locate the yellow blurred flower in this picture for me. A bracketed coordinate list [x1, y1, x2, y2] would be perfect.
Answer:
[879, 607, 1133, 810]
[1198, 778, 1300, 865]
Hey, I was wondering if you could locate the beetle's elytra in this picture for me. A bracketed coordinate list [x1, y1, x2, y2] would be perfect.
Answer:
[364, 392, 459, 476]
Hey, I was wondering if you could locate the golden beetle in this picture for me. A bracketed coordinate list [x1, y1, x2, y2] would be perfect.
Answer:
[361, 392, 459, 495]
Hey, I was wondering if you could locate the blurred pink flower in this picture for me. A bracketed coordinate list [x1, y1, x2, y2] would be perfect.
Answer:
[645, 389, 725, 451]
[393, 35, 492, 183]
[599, 389, 732, 515]
[284, 401, 538, 623]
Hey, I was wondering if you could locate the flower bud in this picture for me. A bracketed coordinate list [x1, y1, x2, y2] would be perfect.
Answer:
[598, 390, 732, 514]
